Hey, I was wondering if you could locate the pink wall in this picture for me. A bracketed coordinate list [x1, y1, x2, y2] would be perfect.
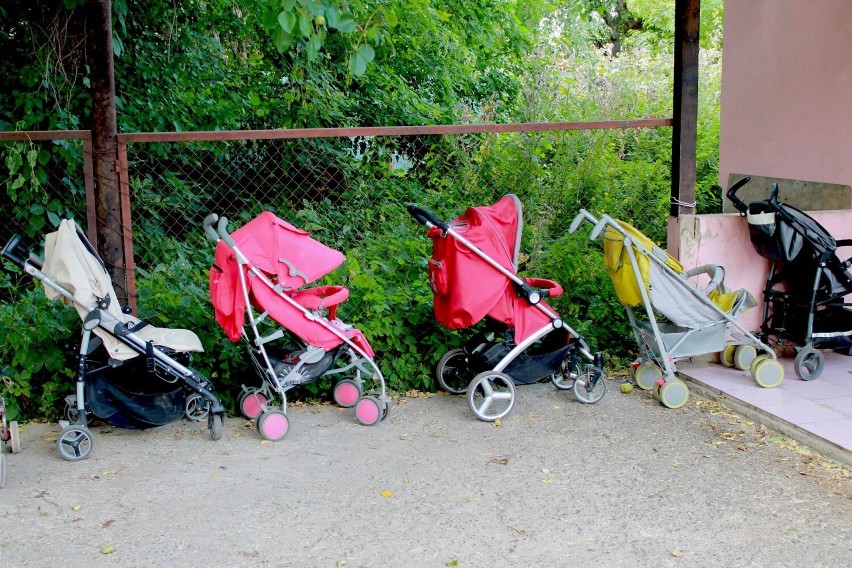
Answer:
[675, 211, 852, 331]
[719, 0, 852, 188]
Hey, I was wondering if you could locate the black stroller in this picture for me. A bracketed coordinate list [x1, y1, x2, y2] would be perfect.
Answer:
[727, 176, 852, 380]
[1, 220, 226, 460]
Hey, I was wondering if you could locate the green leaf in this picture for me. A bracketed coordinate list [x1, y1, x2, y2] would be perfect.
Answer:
[299, 12, 312, 37]
[306, 34, 322, 61]
[278, 11, 296, 34]
[349, 43, 375, 77]
[332, 14, 356, 33]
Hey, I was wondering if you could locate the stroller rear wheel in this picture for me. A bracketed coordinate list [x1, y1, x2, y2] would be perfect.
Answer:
[238, 388, 268, 420]
[794, 347, 824, 381]
[720, 345, 737, 368]
[184, 393, 210, 422]
[752, 357, 784, 388]
[633, 362, 662, 391]
[333, 379, 362, 408]
[466, 372, 516, 422]
[9, 421, 20, 454]
[57, 424, 94, 461]
[354, 395, 384, 426]
[733, 344, 757, 371]
[435, 349, 473, 395]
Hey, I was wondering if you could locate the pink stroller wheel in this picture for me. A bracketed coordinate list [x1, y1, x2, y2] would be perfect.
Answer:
[256, 409, 290, 441]
[239, 389, 267, 419]
[354, 395, 382, 426]
[333, 379, 361, 408]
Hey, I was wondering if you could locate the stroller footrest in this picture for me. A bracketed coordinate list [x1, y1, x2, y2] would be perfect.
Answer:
[256, 329, 285, 346]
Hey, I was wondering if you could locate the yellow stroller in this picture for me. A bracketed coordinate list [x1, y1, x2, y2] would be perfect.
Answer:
[570, 210, 784, 408]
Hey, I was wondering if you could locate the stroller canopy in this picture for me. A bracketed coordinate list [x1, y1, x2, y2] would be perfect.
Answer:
[428, 195, 554, 342]
[43, 220, 203, 360]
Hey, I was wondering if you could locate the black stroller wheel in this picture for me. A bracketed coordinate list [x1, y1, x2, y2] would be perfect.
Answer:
[208, 413, 224, 441]
[435, 349, 473, 395]
[184, 393, 210, 422]
[57, 425, 94, 461]
[794, 347, 825, 381]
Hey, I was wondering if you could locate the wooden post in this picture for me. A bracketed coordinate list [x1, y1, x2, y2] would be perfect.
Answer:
[668, 0, 701, 258]
[671, 0, 701, 218]
[85, 0, 127, 305]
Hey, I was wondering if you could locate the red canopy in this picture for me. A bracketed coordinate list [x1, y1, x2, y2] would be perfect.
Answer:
[427, 195, 555, 343]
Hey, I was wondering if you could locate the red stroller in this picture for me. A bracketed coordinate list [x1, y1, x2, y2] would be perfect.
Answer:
[408, 195, 606, 421]
[204, 212, 389, 440]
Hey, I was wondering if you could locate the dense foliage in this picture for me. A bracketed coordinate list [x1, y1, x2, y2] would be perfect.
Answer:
[0, 0, 724, 420]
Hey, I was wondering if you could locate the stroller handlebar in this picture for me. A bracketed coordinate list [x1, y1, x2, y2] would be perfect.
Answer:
[725, 176, 751, 214]
[216, 216, 237, 248]
[203, 213, 221, 242]
[407, 204, 449, 232]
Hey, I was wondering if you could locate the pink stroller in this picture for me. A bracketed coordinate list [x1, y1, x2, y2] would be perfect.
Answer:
[408, 195, 606, 421]
[204, 212, 389, 440]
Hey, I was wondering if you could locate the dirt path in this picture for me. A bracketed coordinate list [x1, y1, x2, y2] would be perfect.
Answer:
[1, 383, 850, 567]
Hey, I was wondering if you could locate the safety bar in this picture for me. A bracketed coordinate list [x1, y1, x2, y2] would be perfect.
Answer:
[684, 264, 725, 295]
[407, 204, 449, 233]
[724, 176, 751, 214]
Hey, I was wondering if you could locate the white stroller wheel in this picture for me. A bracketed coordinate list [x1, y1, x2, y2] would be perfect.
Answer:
[633, 363, 662, 391]
[466, 371, 516, 422]
[9, 421, 21, 454]
[733, 344, 757, 371]
[655, 380, 689, 409]
[794, 347, 824, 381]
[572, 372, 607, 404]
[0, 451, 5, 489]
[752, 358, 784, 388]
[435, 349, 473, 394]
[57, 425, 94, 461]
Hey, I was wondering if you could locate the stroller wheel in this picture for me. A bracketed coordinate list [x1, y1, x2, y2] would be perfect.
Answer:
[333, 379, 362, 408]
[435, 349, 472, 395]
[720, 345, 737, 368]
[633, 363, 662, 391]
[381, 399, 391, 421]
[257, 410, 290, 441]
[354, 395, 383, 426]
[733, 345, 757, 371]
[57, 425, 94, 461]
[184, 393, 210, 422]
[9, 421, 21, 454]
[0, 451, 5, 488]
[794, 347, 824, 381]
[655, 380, 689, 410]
[208, 413, 224, 441]
[550, 357, 578, 391]
[572, 372, 607, 404]
[466, 372, 516, 422]
[239, 388, 268, 420]
[752, 357, 784, 388]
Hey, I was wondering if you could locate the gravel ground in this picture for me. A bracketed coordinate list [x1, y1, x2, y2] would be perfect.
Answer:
[1, 381, 850, 567]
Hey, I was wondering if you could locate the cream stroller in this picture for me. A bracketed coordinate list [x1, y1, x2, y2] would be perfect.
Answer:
[570, 210, 784, 408]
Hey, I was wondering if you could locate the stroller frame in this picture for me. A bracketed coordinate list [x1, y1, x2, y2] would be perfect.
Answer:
[1, 230, 225, 461]
[727, 176, 852, 380]
[409, 202, 606, 422]
[570, 210, 783, 408]
[204, 214, 388, 440]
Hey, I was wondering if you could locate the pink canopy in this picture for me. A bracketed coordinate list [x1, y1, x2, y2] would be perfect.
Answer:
[427, 195, 556, 343]
[209, 211, 373, 356]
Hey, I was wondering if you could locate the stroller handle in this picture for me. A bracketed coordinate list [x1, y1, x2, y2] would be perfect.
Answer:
[216, 216, 237, 248]
[725, 176, 751, 214]
[407, 204, 449, 232]
[203, 213, 221, 242]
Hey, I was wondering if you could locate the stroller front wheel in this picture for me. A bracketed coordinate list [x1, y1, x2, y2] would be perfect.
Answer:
[208, 413, 224, 441]
[655, 380, 689, 410]
[794, 346, 824, 381]
[572, 372, 606, 404]
[466, 372, 516, 422]
[57, 425, 94, 461]
[184, 393, 210, 422]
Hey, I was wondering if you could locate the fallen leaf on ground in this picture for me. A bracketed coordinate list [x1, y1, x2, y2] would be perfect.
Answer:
[380, 490, 394, 498]
[671, 549, 684, 558]
[71, 504, 81, 511]
[101, 544, 116, 555]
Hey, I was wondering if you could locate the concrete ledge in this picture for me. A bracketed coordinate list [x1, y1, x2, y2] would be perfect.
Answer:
[680, 371, 852, 468]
